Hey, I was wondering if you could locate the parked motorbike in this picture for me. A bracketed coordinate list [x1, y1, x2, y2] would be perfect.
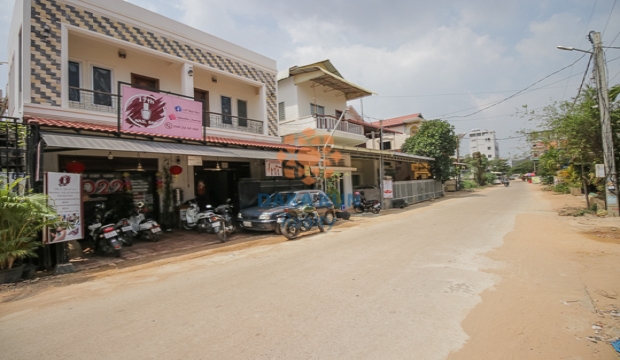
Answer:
[215, 198, 237, 234]
[87, 203, 123, 257]
[181, 200, 226, 241]
[116, 202, 162, 242]
[353, 191, 381, 214]
[276, 201, 325, 240]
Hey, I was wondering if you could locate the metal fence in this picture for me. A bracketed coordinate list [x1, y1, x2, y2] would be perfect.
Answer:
[392, 179, 443, 205]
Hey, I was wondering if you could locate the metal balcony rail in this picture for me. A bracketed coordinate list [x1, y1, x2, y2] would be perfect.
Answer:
[68, 87, 119, 113]
[206, 112, 264, 135]
[0, 116, 30, 185]
[315, 115, 364, 135]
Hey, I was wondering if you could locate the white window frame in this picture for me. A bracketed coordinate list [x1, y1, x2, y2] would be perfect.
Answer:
[310, 103, 325, 116]
[278, 102, 285, 122]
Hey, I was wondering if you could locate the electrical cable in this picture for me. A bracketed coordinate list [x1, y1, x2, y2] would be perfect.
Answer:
[438, 54, 587, 119]
[602, 0, 617, 37]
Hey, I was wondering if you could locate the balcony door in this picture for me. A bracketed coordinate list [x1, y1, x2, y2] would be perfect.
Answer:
[194, 89, 209, 126]
[221, 96, 232, 125]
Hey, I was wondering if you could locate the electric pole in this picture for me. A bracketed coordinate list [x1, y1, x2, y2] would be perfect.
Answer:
[379, 120, 385, 207]
[590, 31, 619, 216]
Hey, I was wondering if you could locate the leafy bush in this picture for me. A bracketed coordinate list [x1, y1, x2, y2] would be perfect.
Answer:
[484, 173, 497, 185]
[461, 180, 478, 189]
[552, 183, 570, 194]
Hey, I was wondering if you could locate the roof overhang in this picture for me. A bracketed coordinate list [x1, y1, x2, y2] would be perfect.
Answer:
[289, 67, 376, 101]
[40, 133, 282, 160]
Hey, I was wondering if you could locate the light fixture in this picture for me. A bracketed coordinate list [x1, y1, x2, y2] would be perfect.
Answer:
[136, 152, 145, 172]
[188, 67, 194, 76]
[42, 25, 51, 38]
[215, 161, 221, 171]
[211, 76, 217, 83]
[176, 156, 181, 164]
[118, 49, 126, 58]
[107, 151, 114, 160]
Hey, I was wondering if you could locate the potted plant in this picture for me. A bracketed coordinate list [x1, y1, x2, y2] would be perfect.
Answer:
[0, 178, 61, 284]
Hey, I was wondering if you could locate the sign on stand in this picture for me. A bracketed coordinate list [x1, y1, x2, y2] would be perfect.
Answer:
[44, 172, 84, 244]
[383, 179, 394, 199]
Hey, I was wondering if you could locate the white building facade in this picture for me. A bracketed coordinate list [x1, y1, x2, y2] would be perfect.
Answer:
[468, 129, 500, 159]
[5, 0, 294, 222]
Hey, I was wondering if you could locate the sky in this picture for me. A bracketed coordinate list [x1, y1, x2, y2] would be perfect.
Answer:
[1, 0, 620, 159]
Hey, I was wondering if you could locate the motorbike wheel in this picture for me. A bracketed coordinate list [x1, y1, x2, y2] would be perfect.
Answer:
[372, 207, 380, 214]
[122, 235, 133, 247]
[317, 216, 325, 232]
[182, 221, 194, 230]
[151, 233, 160, 242]
[322, 211, 335, 226]
[114, 249, 121, 258]
[216, 227, 227, 243]
[281, 219, 300, 240]
[354, 206, 364, 214]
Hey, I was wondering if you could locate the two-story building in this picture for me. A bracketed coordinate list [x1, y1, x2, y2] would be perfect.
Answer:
[6, 0, 300, 221]
[366, 113, 425, 151]
[277, 60, 435, 207]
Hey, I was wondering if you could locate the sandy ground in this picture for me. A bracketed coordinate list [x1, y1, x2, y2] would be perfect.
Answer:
[1, 183, 618, 359]
[450, 186, 620, 359]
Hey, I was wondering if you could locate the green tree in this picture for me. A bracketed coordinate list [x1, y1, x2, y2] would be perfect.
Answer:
[463, 152, 490, 185]
[401, 119, 457, 182]
[488, 158, 510, 174]
[509, 159, 534, 175]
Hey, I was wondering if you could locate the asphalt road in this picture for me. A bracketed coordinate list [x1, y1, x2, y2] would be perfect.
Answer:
[1, 183, 530, 359]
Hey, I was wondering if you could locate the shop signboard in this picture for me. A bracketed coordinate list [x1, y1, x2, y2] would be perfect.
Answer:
[121, 86, 203, 140]
[265, 159, 283, 177]
[188, 156, 203, 166]
[383, 179, 394, 199]
[596, 164, 605, 178]
[44, 172, 84, 244]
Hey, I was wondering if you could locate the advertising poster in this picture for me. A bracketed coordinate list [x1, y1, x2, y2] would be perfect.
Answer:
[383, 179, 394, 199]
[121, 86, 203, 140]
[265, 159, 283, 177]
[45, 172, 84, 244]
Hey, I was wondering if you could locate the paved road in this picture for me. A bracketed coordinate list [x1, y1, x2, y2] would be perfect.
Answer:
[1, 183, 531, 359]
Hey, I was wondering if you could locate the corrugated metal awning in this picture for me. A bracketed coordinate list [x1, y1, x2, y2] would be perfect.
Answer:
[40, 133, 282, 160]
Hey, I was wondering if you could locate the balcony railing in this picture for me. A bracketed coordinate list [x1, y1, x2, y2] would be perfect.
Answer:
[68, 87, 264, 135]
[207, 112, 263, 135]
[68, 87, 119, 113]
[316, 115, 364, 136]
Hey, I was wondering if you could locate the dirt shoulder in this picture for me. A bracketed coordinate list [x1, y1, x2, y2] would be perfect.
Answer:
[449, 186, 620, 359]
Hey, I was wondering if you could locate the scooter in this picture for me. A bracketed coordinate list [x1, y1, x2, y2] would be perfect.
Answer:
[87, 203, 123, 257]
[125, 202, 162, 242]
[353, 191, 381, 214]
[182, 200, 216, 233]
[503, 179, 510, 187]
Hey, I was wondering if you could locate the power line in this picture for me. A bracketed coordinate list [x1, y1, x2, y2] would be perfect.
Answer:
[602, 0, 617, 37]
[440, 54, 588, 119]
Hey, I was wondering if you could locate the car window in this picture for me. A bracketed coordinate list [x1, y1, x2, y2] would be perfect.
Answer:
[261, 192, 297, 207]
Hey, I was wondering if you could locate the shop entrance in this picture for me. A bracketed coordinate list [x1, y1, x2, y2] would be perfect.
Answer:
[193, 160, 251, 210]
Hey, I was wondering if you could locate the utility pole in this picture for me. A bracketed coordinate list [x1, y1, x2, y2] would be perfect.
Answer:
[379, 120, 385, 207]
[590, 31, 619, 216]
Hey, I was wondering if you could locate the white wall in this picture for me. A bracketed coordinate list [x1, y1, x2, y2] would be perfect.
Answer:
[194, 70, 263, 120]
[295, 81, 347, 118]
[276, 77, 298, 121]
[6, 0, 28, 117]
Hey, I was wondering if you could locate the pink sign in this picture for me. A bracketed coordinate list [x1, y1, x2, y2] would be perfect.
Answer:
[121, 86, 203, 139]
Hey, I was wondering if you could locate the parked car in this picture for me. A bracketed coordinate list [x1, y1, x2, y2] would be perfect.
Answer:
[510, 174, 521, 180]
[237, 190, 336, 232]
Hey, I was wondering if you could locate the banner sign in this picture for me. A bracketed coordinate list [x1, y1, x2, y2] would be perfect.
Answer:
[45, 172, 84, 244]
[265, 159, 283, 177]
[383, 179, 394, 199]
[188, 156, 203, 166]
[121, 86, 203, 140]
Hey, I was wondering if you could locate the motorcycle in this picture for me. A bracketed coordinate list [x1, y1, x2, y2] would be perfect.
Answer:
[215, 198, 237, 237]
[123, 202, 162, 242]
[503, 179, 510, 187]
[276, 201, 325, 240]
[353, 191, 381, 214]
[87, 203, 123, 257]
[182, 200, 228, 242]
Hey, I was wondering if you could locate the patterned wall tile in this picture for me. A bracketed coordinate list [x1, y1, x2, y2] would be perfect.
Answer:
[29, 0, 278, 136]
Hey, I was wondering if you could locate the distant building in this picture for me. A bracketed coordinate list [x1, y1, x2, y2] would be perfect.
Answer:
[468, 129, 499, 159]
[367, 113, 425, 150]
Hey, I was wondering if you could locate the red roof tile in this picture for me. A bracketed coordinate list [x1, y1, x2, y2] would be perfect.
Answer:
[344, 118, 401, 134]
[373, 113, 423, 128]
[25, 117, 298, 150]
